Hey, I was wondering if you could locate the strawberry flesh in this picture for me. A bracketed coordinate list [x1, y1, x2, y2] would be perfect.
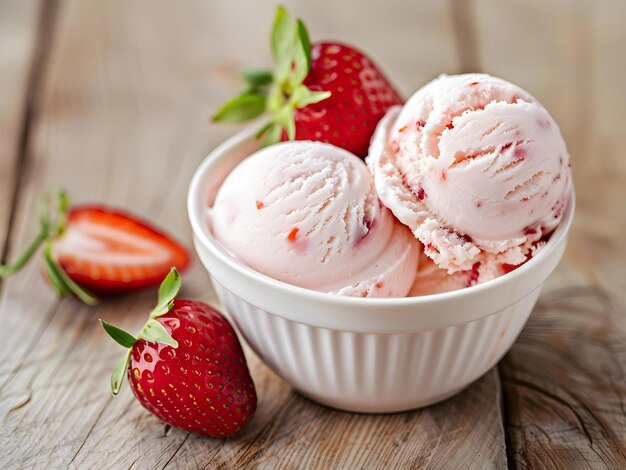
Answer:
[53, 206, 190, 295]
[127, 300, 256, 438]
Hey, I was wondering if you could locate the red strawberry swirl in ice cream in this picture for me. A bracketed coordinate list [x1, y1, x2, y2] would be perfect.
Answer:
[211, 141, 419, 297]
[367, 74, 571, 279]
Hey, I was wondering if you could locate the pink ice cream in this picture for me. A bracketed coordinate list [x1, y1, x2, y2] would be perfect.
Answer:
[409, 252, 476, 296]
[408, 251, 508, 296]
[368, 74, 571, 281]
[211, 141, 419, 297]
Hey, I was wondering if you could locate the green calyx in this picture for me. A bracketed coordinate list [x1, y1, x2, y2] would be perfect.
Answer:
[100, 268, 181, 395]
[0, 190, 98, 305]
[212, 6, 331, 145]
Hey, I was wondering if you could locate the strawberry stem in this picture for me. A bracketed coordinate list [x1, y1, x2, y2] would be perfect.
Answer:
[0, 227, 48, 277]
[110, 351, 131, 395]
[100, 320, 137, 348]
[150, 268, 182, 318]
[43, 242, 98, 305]
[0, 190, 67, 278]
[212, 6, 331, 146]
[101, 268, 181, 395]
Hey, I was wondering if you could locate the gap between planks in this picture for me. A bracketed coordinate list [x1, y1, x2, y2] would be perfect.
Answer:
[449, 0, 481, 73]
[0, 0, 60, 273]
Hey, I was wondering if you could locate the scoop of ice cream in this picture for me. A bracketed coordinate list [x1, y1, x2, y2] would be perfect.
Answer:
[408, 251, 509, 296]
[409, 252, 476, 296]
[368, 73, 571, 277]
[410, 237, 547, 296]
[211, 141, 419, 297]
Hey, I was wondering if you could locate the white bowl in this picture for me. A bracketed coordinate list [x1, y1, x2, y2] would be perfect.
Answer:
[188, 126, 575, 413]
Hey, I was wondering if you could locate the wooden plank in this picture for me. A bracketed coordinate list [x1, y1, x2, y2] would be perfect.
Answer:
[0, 0, 508, 468]
[0, 0, 43, 258]
[474, 0, 626, 468]
[169, 369, 507, 469]
[500, 270, 626, 469]
[569, 0, 626, 281]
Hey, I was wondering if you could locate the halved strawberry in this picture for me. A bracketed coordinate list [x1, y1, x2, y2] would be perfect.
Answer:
[213, 6, 402, 158]
[54, 206, 190, 295]
[0, 190, 190, 304]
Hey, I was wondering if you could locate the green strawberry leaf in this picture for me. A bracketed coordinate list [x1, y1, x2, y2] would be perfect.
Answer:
[151, 267, 181, 318]
[50, 189, 70, 236]
[291, 85, 331, 108]
[212, 94, 267, 123]
[288, 18, 311, 85]
[42, 242, 99, 305]
[105, 268, 183, 397]
[44, 257, 72, 296]
[100, 319, 137, 348]
[261, 122, 284, 146]
[213, 7, 319, 139]
[0, 227, 48, 278]
[266, 86, 285, 114]
[273, 12, 311, 86]
[271, 6, 292, 77]
[1, 190, 69, 278]
[110, 351, 131, 395]
[139, 318, 178, 348]
[296, 19, 311, 75]
[284, 114, 296, 140]
[241, 69, 274, 88]
[275, 107, 296, 140]
[213, 6, 322, 149]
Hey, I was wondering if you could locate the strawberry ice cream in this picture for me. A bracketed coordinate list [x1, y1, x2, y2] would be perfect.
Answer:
[409, 254, 472, 296]
[408, 252, 508, 296]
[210, 141, 419, 297]
[368, 74, 571, 280]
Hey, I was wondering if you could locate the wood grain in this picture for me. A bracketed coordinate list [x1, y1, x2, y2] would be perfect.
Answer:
[473, 1, 626, 468]
[0, 0, 43, 260]
[501, 276, 626, 469]
[161, 369, 506, 470]
[0, 0, 509, 469]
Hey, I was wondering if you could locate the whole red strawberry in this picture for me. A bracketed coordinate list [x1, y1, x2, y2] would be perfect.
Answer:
[101, 269, 256, 438]
[213, 6, 403, 157]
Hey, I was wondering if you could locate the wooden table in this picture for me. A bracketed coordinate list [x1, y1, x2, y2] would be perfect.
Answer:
[1, 1, 625, 468]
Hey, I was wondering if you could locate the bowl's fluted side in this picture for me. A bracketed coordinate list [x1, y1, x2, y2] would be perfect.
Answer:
[212, 277, 539, 413]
